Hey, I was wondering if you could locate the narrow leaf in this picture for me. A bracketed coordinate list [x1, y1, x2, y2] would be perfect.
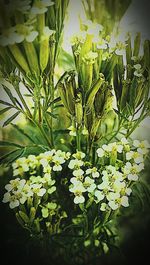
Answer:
[3, 111, 20, 127]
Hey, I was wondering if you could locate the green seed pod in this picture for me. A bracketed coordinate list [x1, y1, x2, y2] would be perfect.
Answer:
[19, 210, 30, 223]
[8, 44, 30, 73]
[120, 79, 131, 110]
[90, 117, 101, 140]
[23, 41, 40, 75]
[75, 92, 83, 126]
[86, 73, 105, 114]
[34, 218, 41, 233]
[29, 207, 36, 223]
[40, 37, 50, 72]
[16, 212, 25, 227]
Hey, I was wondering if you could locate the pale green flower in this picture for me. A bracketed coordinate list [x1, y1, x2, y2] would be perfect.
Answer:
[94, 190, 104, 202]
[7, 0, 31, 13]
[15, 24, 38, 43]
[126, 151, 144, 164]
[70, 32, 86, 46]
[133, 140, 150, 155]
[52, 154, 65, 171]
[82, 126, 88, 135]
[31, 183, 46, 197]
[72, 151, 86, 160]
[69, 181, 86, 204]
[68, 125, 76, 136]
[100, 202, 107, 211]
[82, 51, 98, 65]
[31, 0, 54, 15]
[86, 167, 99, 178]
[3, 193, 20, 209]
[5, 178, 26, 192]
[133, 64, 143, 77]
[68, 159, 84, 169]
[73, 168, 84, 177]
[0, 27, 21, 46]
[83, 177, 96, 192]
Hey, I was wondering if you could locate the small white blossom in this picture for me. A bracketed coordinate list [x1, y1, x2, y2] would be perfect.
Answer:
[83, 177, 96, 192]
[86, 167, 100, 178]
[69, 181, 86, 204]
[68, 159, 84, 169]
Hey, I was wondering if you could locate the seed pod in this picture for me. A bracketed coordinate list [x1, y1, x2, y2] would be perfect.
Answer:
[16, 212, 25, 227]
[90, 117, 101, 140]
[23, 41, 40, 75]
[75, 92, 83, 126]
[86, 74, 105, 114]
[8, 44, 30, 73]
[133, 32, 141, 57]
[40, 37, 50, 72]
[29, 207, 36, 223]
[120, 79, 131, 110]
[19, 210, 30, 223]
[34, 218, 41, 233]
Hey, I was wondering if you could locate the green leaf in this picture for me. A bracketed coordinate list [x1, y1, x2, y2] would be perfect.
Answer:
[0, 99, 14, 107]
[0, 140, 23, 148]
[3, 111, 20, 127]
[11, 124, 35, 143]
[0, 106, 12, 115]
[2, 83, 16, 105]
[0, 148, 25, 164]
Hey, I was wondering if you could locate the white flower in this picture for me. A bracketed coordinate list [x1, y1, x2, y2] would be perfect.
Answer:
[82, 126, 88, 135]
[123, 162, 143, 181]
[5, 178, 26, 192]
[121, 137, 128, 145]
[31, 184, 46, 197]
[69, 181, 86, 204]
[2, 192, 19, 209]
[73, 168, 84, 177]
[108, 142, 123, 153]
[68, 159, 84, 169]
[15, 24, 38, 43]
[72, 151, 86, 160]
[82, 51, 98, 65]
[40, 158, 49, 167]
[22, 183, 33, 197]
[126, 151, 134, 160]
[31, 0, 54, 15]
[83, 177, 96, 192]
[94, 190, 104, 202]
[133, 140, 150, 154]
[108, 200, 119, 210]
[107, 192, 120, 202]
[86, 167, 99, 178]
[41, 27, 55, 40]
[96, 148, 105, 157]
[121, 196, 129, 207]
[0, 27, 21, 46]
[52, 155, 65, 171]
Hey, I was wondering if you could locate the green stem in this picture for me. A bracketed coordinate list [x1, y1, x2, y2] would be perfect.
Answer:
[76, 128, 81, 151]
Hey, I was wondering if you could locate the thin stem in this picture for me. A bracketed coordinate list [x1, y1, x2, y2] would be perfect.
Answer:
[76, 128, 81, 151]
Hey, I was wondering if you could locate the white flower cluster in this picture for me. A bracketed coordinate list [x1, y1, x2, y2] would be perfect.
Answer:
[2, 139, 149, 213]
[0, 0, 54, 46]
[2, 149, 71, 209]
[68, 139, 149, 212]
